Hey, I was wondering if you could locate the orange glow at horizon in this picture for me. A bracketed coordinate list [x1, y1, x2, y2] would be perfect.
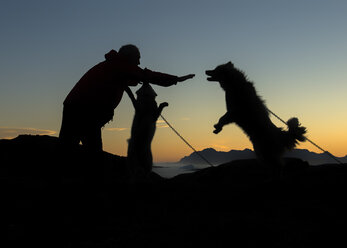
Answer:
[102, 122, 347, 163]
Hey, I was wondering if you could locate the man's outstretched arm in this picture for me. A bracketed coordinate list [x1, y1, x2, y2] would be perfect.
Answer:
[143, 68, 195, 87]
[177, 74, 195, 82]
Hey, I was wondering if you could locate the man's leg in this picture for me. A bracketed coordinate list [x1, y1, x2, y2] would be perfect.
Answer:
[80, 125, 103, 152]
[59, 106, 81, 148]
[80, 124, 104, 187]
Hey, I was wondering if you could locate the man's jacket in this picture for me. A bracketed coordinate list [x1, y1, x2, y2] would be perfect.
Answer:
[64, 50, 179, 122]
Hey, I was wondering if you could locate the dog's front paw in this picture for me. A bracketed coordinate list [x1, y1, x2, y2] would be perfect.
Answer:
[160, 102, 169, 108]
[213, 129, 222, 134]
[213, 124, 222, 134]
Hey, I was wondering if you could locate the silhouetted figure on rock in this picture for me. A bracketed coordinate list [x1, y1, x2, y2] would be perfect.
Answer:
[125, 83, 168, 180]
[59, 44, 194, 151]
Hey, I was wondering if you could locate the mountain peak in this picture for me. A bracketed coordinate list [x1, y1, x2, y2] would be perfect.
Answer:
[202, 147, 217, 152]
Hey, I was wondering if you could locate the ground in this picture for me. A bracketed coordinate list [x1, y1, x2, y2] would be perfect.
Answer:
[2, 135, 347, 247]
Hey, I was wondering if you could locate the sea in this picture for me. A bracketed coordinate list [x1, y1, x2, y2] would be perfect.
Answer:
[152, 162, 210, 178]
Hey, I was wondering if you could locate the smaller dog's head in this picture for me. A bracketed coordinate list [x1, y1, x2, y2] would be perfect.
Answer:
[206, 61, 234, 82]
[136, 83, 157, 99]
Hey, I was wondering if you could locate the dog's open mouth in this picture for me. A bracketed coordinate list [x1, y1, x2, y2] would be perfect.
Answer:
[205, 70, 217, 81]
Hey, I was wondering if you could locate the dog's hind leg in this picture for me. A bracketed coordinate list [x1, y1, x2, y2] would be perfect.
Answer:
[254, 147, 284, 181]
[267, 157, 284, 181]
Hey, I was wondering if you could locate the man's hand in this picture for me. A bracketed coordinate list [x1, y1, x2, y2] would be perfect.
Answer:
[177, 74, 195, 82]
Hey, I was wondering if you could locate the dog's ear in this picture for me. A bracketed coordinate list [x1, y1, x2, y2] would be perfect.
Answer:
[226, 61, 234, 68]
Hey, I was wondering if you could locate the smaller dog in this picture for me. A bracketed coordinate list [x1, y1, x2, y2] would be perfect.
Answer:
[126, 83, 168, 178]
[206, 62, 306, 178]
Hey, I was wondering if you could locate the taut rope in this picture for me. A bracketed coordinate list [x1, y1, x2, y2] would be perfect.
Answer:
[160, 114, 214, 167]
[267, 108, 344, 165]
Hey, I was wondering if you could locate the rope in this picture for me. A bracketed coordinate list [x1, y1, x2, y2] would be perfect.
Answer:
[267, 108, 344, 165]
[160, 114, 214, 167]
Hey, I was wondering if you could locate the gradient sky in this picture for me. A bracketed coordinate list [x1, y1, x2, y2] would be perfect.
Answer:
[1, 0, 347, 162]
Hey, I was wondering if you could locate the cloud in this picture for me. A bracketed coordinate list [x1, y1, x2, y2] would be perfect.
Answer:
[156, 120, 169, 128]
[104, 127, 128, 132]
[211, 144, 231, 151]
[105, 121, 169, 131]
[0, 127, 57, 139]
[104, 120, 171, 131]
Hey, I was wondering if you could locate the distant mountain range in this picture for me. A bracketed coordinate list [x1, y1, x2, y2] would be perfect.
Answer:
[179, 148, 347, 166]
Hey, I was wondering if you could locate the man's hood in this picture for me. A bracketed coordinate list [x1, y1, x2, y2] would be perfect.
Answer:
[104, 49, 119, 61]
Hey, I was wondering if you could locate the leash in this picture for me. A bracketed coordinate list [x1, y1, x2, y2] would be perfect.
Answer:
[267, 108, 344, 165]
[160, 114, 214, 167]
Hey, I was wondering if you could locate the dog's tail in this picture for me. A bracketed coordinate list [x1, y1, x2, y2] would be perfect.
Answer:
[283, 117, 307, 150]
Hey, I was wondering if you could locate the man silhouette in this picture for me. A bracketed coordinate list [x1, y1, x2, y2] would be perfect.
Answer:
[59, 44, 194, 151]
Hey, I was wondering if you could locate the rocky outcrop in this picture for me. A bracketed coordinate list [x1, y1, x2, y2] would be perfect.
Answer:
[3, 135, 347, 247]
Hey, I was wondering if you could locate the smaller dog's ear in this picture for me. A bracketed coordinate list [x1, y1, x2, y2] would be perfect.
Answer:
[226, 61, 234, 68]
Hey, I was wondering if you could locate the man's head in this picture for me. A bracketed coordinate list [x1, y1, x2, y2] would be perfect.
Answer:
[118, 44, 141, 65]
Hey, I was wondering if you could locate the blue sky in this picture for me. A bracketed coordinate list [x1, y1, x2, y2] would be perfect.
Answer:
[1, 0, 347, 161]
